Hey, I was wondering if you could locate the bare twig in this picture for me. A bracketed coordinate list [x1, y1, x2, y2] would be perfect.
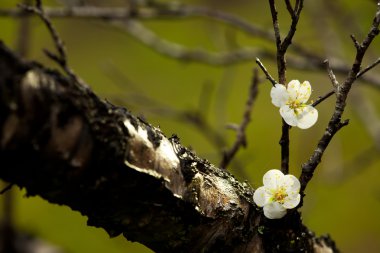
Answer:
[268, 0, 304, 175]
[255, 58, 277, 86]
[18, 2, 85, 88]
[285, 0, 295, 18]
[311, 56, 380, 108]
[324, 59, 340, 92]
[311, 90, 335, 107]
[268, 1, 282, 80]
[310, 60, 341, 107]
[294, 0, 302, 13]
[0, 183, 14, 195]
[220, 69, 259, 169]
[299, 1, 380, 196]
[357, 57, 380, 78]
[280, 0, 304, 71]
[19, 3, 67, 67]
[350, 34, 361, 50]
[269, 0, 288, 174]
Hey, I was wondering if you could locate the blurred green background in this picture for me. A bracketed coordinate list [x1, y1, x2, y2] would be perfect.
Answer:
[1, 0, 380, 252]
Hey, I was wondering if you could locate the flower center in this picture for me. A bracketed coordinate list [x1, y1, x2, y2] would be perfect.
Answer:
[287, 100, 300, 109]
[273, 187, 288, 204]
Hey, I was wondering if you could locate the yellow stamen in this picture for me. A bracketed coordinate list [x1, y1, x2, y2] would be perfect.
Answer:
[273, 187, 288, 204]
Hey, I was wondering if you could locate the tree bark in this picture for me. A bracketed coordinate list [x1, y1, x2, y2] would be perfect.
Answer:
[0, 41, 338, 253]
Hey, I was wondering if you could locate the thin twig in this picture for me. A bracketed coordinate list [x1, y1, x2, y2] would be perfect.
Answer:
[357, 57, 380, 78]
[268, 0, 282, 54]
[18, 2, 85, 87]
[220, 69, 259, 169]
[310, 56, 380, 108]
[268, 0, 304, 175]
[294, 0, 302, 13]
[285, 0, 295, 18]
[310, 60, 340, 107]
[280, 0, 304, 65]
[324, 59, 340, 92]
[19, 3, 67, 65]
[311, 90, 335, 107]
[350, 34, 361, 50]
[299, 1, 380, 197]
[0, 183, 14, 195]
[255, 58, 277, 86]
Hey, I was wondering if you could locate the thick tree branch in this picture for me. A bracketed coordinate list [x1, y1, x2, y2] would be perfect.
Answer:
[0, 41, 255, 252]
[0, 41, 338, 252]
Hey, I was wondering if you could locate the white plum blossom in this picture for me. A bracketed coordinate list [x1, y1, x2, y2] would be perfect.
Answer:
[270, 80, 318, 129]
[253, 169, 301, 219]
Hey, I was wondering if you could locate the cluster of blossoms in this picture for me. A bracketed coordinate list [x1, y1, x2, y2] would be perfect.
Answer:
[253, 80, 316, 219]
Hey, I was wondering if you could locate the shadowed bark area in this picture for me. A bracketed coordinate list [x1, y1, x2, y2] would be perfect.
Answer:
[0, 41, 337, 253]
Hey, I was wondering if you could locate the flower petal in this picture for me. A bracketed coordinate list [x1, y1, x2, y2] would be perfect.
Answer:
[283, 194, 301, 209]
[271, 84, 289, 107]
[280, 105, 298, 126]
[297, 81, 312, 103]
[263, 202, 287, 219]
[296, 105, 318, 129]
[282, 174, 301, 193]
[287, 80, 301, 101]
[253, 186, 270, 207]
[263, 169, 284, 190]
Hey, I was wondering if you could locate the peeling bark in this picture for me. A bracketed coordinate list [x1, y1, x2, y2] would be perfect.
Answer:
[0, 41, 338, 253]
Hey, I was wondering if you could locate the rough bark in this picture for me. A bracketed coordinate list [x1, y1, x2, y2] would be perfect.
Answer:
[0, 41, 337, 253]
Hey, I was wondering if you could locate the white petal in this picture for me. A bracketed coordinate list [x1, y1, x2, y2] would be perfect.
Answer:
[280, 105, 298, 126]
[282, 174, 301, 193]
[270, 84, 289, 107]
[263, 169, 284, 190]
[296, 105, 318, 129]
[287, 80, 301, 101]
[297, 81, 312, 103]
[283, 194, 301, 209]
[263, 202, 287, 219]
[253, 186, 271, 207]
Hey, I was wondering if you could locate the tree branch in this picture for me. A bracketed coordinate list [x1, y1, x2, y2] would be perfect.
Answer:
[0, 41, 338, 252]
[255, 58, 277, 86]
[268, 0, 304, 175]
[220, 69, 259, 169]
[299, 1, 380, 195]
[2, 4, 380, 92]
